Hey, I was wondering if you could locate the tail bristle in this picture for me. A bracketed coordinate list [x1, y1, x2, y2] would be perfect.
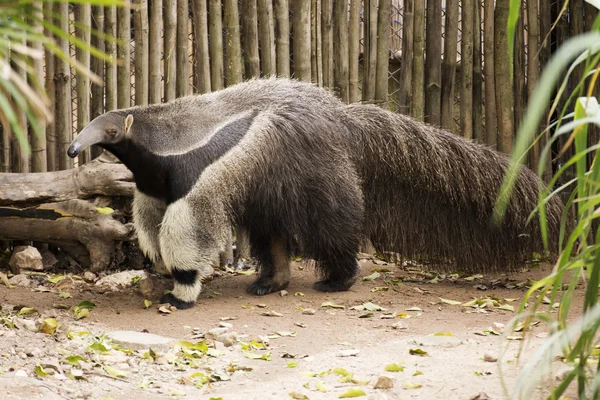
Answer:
[344, 103, 565, 272]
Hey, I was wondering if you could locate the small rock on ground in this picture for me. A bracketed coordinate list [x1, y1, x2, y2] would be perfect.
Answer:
[107, 330, 175, 352]
[9, 246, 44, 274]
[95, 270, 147, 291]
[408, 335, 463, 348]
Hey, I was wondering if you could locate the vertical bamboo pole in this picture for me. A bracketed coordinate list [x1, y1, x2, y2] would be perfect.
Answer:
[105, 5, 118, 111]
[539, 0, 552, 180]
[311, 0, 318, 83]
[43, 1, 56, 171]
[527, 0, 540, 168]
[90, 6, 105, 160]
[513, 7, 525, 131]
[334, 0, 349, 102]
[56, 1, 72, 170]
[164, 0, 177, 101]
[363, 0, 378, 102]
[0, 125, 8, 172]
[30, 0, 46, 171]
[483, 0, 497, 148]
[134, 0, 149, 105]
[149, 0, 163, 103]
[76, 3, 91, 165]
[412, 0, 425, 120]
[570, 0, 584, 95]
[374, 0, 391, 107]
[494, 0, 514, 154]
[472, 0, 483, 142]
[258, 0, 276, 77]
[117, 2, 131, 108]
[293, 1, 311, 82]
[321, 0, 333, 88]
[441, 0, 458, 130]
[460, 0, 474, 139]
[425, 0, 442, 125]
[193, 0, 211, 92]
[242, 0, 260, 79]
[176, 0, 189, 97]
[224, 0, 243, 85]
[90, 6, 105, 120]
[274, 0, 290, 77]
[209, 0, 224, 89]
[316, 0, 323, 86]
[348, 0, 361, 102]
[13, 43, 28, 173]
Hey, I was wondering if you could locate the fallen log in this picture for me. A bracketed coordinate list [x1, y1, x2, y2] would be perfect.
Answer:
[0, 154, 137, 271]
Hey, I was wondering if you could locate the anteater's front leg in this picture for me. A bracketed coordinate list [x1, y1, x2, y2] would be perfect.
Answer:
[158, 196, 226, 309]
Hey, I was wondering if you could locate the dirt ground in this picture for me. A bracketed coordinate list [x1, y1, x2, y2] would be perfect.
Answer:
[0, 258, 581, 400]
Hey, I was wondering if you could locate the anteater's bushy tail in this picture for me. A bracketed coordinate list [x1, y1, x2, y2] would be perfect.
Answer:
[344, 103, 565, 272]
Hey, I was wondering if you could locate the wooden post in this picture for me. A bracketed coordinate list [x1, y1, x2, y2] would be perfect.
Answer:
[105, 5, 118, 111]
[460, 0, 474, 139]
[526, 0, 540, 169]
[164, 0, 177, 101]
[411, 0, 425, 120]
[348, 0, 361, 102]
[334, 0, 349, 102]
[76, 3, 92, 165]
[91, 6, 105, 120]
[397, 0, 413, 114]
[321, 0, 333, 88]
[483, 0, 497, 148]
[209, 0, 224, 89]
[192, 0, 212, 92]
[149, 0, 163, 103]
[473, 0, 483, 142]
[292, 1, 311, 82]
[176, 0, 189, 97]
[494, 0, 515, 154]
[90, 6, 105, 160]
[43, 1, 56, 172]
[117, 2, 131, 108]
[274, 0, 290, 77]
[362, 0, 378, 102]
[425, 0, 442, 125]
[224, 0, 243, 86]
[513, 6, 525, 133]
[242, 0, 260, 79]
[30, 0, 47, 172]
[374, 0, 391, 107]
[56, 1, 73, 170]
[258, 0, 276, 77]
[441, 0, 458, 130]
[311, 0, 318, 83]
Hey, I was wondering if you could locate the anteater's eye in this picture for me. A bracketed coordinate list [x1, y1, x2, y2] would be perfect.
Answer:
[106, 128, 118, 136]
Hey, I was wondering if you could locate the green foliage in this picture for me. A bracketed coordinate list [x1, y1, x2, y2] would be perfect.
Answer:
[501, 2, 600, 398]
[0, 0, 127, 153]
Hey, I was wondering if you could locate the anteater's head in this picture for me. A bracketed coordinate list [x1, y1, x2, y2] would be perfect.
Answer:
[67, 112, 134, 158]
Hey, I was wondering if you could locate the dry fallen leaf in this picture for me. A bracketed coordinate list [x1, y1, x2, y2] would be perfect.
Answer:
[158, 306, 172, 314]
[261, 310, 283, 317]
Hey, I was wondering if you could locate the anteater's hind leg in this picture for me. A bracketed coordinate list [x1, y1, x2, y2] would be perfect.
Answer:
[313, 247, 359, 292]
[247, 235, 290, 296]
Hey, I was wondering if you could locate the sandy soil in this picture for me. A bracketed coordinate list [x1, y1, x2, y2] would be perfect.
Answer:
[0, 258, 581, 400]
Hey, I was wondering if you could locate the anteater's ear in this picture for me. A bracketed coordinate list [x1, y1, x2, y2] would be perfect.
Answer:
[125, 114, 134, 134]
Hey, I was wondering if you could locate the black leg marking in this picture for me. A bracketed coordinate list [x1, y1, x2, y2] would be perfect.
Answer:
[171, 268, 198, 286]
[160, 292, 195, 310]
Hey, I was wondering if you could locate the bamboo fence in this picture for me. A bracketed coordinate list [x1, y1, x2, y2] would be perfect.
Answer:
[0, 0, 597, 178]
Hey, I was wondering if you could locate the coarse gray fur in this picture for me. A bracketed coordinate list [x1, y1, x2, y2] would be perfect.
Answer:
[67, 78, 565, 309]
